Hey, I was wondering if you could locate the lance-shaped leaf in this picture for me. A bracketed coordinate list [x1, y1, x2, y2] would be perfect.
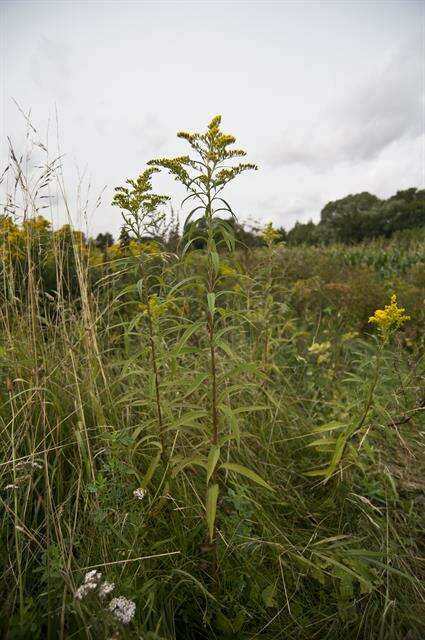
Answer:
[220, 462, 274, 491]
[206, 483, 219, 543]
[206, 445, 220, 484]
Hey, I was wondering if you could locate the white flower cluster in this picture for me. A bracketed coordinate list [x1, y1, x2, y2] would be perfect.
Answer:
[99, 581, 115, 600]
[133, 487, 147, 501]
[74, 570, 104, 600]
[3, 459, 43, 493]
[74, 570, 136, 625]
[108, 596, 136, 625]
[16, 459, 42, 470]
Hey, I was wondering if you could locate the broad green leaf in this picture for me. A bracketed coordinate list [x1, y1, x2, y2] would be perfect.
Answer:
[206, 483, 219, 543]
[173, 321, 203, 356]
[206, 445, 220, 484]
[290, 553, 326, 584]
[211, 251, 220, 274]
[325, 432, 348, 481]
[219, 404, 240, 444]
[220, 462, 274, 492]
[262, 584, 277, 608]
[171, 454, 207, 477]
[207, 292, 216, 317]
[307, 438, 337, 448]
[215, 611, 233, 633]
[312, 551, 374, 591]
[232, 405, 267, 414]
[141, 451, 161, 489]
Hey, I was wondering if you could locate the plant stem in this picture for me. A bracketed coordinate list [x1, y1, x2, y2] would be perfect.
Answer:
[146, 303, 167, 462]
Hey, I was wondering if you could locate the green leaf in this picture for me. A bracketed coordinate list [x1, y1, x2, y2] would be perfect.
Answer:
[262, 584, 277, 608]
[165, 410, 209, 432]
[171, 454, 207, 477]
[173, 321, 203, 356]
[220, 462, 274, 491]
[325, 431, 348, 481]
[232, 405, 267, 414]
[179, 374, 208, 400]
[141, 451, 161, 489]
[211, 251, 220, 275]
[304, 467, 330, 477]
[219, 404, 240, 444]
[207, 292, 216, 317]
[307, 437, 337, 453]
[206, 483, 219, 543]
[314, 421, 346, 433]
[312, 551, 374, 591]
[215, 339, 235, 359]
[136, 278, 144, 300]
[206, 445, 220, 484]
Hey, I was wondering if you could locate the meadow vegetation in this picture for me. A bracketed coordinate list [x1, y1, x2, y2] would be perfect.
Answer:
[1, 117, 424, 639]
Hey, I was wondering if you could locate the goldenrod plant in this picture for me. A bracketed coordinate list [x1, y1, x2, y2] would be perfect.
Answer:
[307, 293, 411, 482]
[149, 117, 274, 556]
[112, 168, 171, 463]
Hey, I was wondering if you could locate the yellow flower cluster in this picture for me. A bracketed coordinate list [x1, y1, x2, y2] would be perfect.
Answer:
[220, 263, 237, 277]
[261, 222, 281, 247]
[129, 239, 161, 257]
[138, 294, 169, 319]
[308, 341, 331, 364]
[368, 294, 410, 333]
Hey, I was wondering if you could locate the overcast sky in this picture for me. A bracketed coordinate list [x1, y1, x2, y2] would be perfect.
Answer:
[1, 0, 424, 237]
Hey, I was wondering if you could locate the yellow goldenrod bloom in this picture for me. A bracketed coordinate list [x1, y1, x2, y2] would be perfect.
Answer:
[368, 294, 410, 333]
[261, 222, 281, 247]
[308, 341, 331, 364]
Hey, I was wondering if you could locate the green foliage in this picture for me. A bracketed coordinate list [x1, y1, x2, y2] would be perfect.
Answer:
[286, 188, 425, 245]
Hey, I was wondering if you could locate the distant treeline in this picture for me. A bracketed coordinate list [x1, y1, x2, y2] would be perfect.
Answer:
[281, 187, 424, 246]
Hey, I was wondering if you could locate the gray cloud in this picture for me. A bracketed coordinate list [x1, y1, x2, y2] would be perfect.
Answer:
[268, 37, 423, 169]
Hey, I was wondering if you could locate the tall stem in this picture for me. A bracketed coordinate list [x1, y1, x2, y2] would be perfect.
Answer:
[208, 315, 218, 445]
[146, 303, 167, 461]
[205, 162, 219, 447]
[357, 341, 384, 432]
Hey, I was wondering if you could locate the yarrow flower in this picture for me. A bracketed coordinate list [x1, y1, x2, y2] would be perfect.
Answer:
[133, 487, 147, 501]
[108, 596, 136, 625]
[16, 459, 42, 470]
[84, 570, 102, 584]
[4, 484, 19, 491]
[368, 294, 410, 334]
[74, 570, 102, 600]
[99, 581, 115, 599]
[74, 582, 97, 600]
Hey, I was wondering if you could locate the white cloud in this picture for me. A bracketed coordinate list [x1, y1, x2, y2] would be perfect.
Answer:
[267, 37, 423, 170]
